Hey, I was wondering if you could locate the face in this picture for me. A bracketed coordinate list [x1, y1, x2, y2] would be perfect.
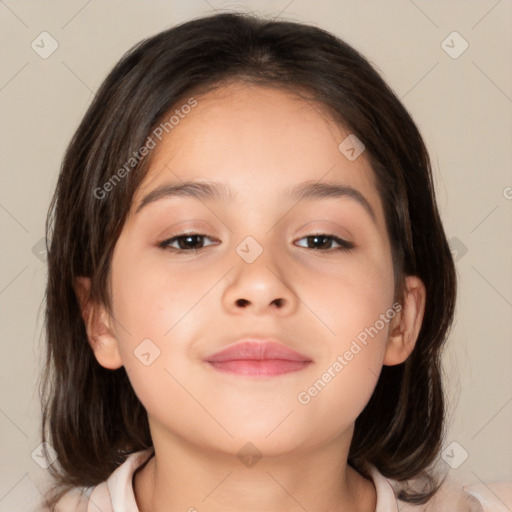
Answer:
[100, 83, 400, 456]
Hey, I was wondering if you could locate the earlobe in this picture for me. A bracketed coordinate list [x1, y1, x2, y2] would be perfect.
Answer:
[74, 276, 124, 370]
[383, 275, 426, 366]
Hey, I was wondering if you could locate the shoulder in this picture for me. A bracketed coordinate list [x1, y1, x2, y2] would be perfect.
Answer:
[52, 487, 93, 512]
[418, 477, 512, 512]
[51, 484, 112, 512]
[463, 480, 512, 512]
[365, 463, 512, 512]
[52, 448, 154, 512]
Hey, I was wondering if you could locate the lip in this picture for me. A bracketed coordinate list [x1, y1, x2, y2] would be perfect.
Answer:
[205, 340, 313, 377]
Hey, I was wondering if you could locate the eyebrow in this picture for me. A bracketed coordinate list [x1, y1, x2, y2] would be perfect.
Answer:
[135, 180, 377, 224]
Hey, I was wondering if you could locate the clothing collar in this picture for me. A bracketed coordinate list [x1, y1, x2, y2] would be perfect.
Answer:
[90, 449, 401, 512]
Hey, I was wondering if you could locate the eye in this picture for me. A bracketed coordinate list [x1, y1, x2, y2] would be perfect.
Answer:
[295, 233, 355, 252]
[158, 232, 354, 253]
[158, 233, 219, 252]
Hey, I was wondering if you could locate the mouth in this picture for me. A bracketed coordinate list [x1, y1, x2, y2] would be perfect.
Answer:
[204, 340, 313, 377]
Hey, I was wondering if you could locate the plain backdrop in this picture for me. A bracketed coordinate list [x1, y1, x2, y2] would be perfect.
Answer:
[0, 1, 511, 510]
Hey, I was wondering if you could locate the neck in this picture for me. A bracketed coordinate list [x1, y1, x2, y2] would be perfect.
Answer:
[133, 430, 376, 512]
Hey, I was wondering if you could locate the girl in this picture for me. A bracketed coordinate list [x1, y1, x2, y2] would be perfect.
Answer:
[39, 11, 510, 512]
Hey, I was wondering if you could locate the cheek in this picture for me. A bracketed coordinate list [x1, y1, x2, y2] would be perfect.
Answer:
[305, 247, 395, 342]
[108, 248, 220, 420]
[295, 252, 394, 411]
[110, 246, 209, 342]
[294, 290, 394, 441]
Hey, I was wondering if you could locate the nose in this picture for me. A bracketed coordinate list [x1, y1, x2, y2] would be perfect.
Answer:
[221, 242, 299, 317]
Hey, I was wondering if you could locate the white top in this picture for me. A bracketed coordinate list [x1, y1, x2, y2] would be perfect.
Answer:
[53, 448, 512, 512]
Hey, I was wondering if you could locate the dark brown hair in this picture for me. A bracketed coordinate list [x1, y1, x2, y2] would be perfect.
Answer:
[40, 11, 456, 509]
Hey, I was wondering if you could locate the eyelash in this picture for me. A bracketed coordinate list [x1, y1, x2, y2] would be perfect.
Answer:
[158, 232, 355, 253]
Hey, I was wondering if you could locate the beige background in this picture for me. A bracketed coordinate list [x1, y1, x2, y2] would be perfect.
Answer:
[1, 0, 511, 510]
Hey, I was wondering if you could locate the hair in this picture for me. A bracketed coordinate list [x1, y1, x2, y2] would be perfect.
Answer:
[39, 10, 457, 510]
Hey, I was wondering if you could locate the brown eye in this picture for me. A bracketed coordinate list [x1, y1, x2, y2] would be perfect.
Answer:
[295, 234, 354, 252]
[159, 233, 218, 251]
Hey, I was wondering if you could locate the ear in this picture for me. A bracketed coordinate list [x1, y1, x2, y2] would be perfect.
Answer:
[383, 275, 426, 366]
[74, 276, 123, 370]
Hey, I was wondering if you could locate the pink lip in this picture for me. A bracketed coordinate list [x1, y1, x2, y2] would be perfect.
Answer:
[205, 340, 312, 377]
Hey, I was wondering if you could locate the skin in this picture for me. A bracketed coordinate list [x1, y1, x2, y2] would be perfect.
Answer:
[75, 82, 426, 512]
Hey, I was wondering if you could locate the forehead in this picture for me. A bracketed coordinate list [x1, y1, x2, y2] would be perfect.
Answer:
[131, 82, 385, 229]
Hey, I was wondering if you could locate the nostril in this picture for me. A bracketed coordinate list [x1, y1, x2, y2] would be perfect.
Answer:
[236, 298, 250, 307]
[272, 298, 284, 307]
